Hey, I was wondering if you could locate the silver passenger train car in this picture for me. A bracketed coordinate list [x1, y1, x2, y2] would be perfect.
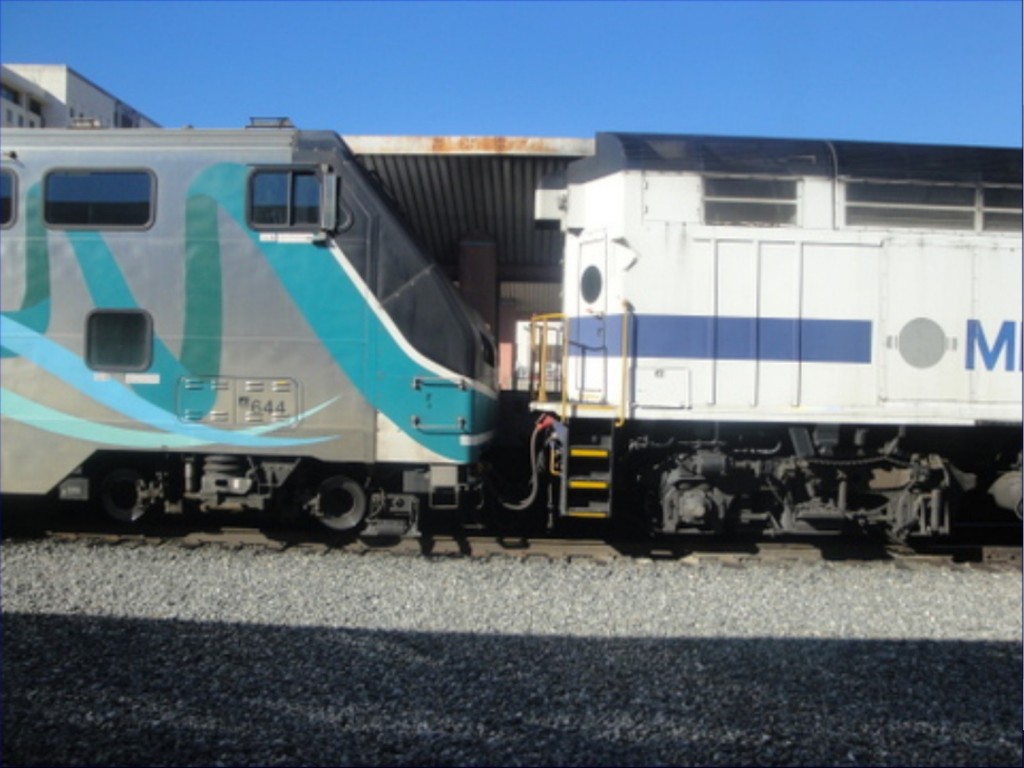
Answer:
[1, 125, 497, 535]
[532, 133, 1022, 537]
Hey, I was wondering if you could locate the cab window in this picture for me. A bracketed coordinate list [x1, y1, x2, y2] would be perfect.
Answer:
[249, 169, 320, 228]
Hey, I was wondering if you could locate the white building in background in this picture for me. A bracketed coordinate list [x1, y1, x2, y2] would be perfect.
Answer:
[1, 64, 159, 129]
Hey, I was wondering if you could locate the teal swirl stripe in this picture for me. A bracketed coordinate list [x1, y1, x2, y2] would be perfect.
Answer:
[1, 314, 334, 449]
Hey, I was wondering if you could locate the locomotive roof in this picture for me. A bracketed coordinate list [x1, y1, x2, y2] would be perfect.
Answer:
[567, 133, 1023, 186]
[4, 126, 1019, 292]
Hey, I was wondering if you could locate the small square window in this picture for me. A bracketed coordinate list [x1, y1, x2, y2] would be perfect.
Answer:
[86, 310, 153, 371]
[292, 173, 320, 225]
[249, 169, 320, 229]
[251, 172, 289, 225]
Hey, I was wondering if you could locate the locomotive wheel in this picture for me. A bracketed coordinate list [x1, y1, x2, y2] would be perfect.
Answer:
[100, 469, 150, 523]
[311, 476, 367, 532]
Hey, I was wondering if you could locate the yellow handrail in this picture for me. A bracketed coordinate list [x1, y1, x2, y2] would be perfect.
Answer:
[617, 301, 632, 427]
[529, 313, 566, 410]
[530, 307, 632, 426]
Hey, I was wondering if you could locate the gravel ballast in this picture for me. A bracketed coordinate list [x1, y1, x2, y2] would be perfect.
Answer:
[1, 538, 1021, 766]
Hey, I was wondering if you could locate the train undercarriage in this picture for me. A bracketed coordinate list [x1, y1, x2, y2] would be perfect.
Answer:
[52, 452, 485, 540]
[24, 418, 1024, 544]
[536, 418, 1022, 541]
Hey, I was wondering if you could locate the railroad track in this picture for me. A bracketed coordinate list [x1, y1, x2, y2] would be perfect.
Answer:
[19, 518, 1020, 570]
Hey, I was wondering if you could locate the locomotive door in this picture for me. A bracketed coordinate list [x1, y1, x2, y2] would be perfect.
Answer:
[880, 239, 971, 402]
[568, 233, 610, 403]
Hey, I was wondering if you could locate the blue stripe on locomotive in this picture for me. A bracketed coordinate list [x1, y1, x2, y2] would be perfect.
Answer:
[570, 314, 872, 364]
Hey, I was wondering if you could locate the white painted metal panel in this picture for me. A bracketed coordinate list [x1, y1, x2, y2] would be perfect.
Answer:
[568, 233, 609, 402]
[799, 242, 880, 411]
[642, 173, 701, 223]
[714, 239, 758, 407]
[635, 363, 692, 409]
[880, 238, 971, 403]
[757, 240, 801, 408]
[969, 242, 1021, 405]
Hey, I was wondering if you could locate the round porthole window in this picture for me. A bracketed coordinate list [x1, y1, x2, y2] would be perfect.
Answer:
[581, 265, 603, 304]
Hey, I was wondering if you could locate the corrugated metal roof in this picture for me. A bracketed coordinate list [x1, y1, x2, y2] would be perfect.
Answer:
[347, 136, 593, 282]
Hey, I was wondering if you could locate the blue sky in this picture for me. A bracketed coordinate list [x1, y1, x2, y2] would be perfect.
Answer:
[1, 1, 1021, 146]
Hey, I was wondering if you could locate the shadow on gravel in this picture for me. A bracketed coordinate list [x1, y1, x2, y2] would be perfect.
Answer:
[2, 613, 1020, 767]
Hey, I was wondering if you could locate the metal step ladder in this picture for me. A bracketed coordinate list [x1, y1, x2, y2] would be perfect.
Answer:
[560, 420, 615, 519]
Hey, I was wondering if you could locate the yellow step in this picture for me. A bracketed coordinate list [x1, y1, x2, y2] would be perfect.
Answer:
[570, 447, 610, 459]
[566, 509, 611, 519]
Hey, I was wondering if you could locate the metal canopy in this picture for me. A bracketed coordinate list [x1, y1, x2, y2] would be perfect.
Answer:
[347, 136, 593, 283]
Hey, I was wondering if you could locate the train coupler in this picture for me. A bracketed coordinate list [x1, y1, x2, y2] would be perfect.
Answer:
[361, 492, 421, 539]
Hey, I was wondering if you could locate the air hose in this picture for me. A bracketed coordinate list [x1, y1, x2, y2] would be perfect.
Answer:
[502, 414, 558, 511]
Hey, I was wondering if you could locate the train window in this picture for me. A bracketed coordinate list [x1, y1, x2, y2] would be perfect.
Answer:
[293, 172, 319, 225]
[44, 170, 154, 228]
[1, 169, 14, 227]
[249, 169, 320, 228]
[581, 265, 603, 304]
[86, 310, 153, 372]
[480, 331, 496, 369]
[703, 177, 797, 226]
[982, 187, 1023, 232]
[845, 181, 975, 230]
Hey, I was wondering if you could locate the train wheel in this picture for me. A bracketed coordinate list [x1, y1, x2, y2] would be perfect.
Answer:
[310, 475, 367, 532]
[99, 469, 151, 523]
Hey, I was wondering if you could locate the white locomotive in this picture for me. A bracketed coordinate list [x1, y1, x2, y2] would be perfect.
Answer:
[531, 133, 1021, 537]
